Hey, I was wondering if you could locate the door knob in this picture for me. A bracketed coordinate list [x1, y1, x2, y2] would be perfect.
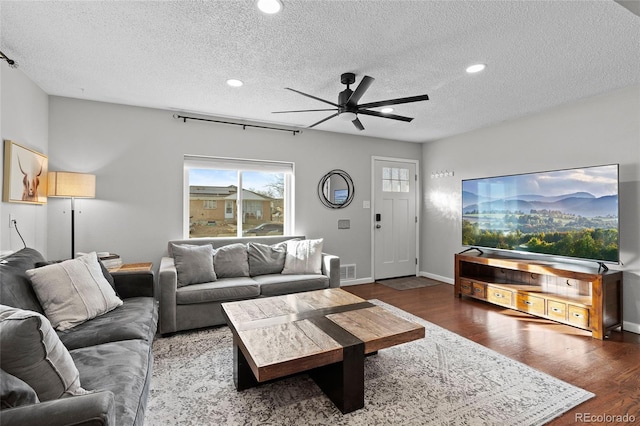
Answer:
[376, 224, 381, 229]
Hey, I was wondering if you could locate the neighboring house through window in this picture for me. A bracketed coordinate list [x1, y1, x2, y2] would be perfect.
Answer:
[184, 155, 294, 238]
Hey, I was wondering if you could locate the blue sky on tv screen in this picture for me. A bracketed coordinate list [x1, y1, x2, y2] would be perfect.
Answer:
[463, 165, 618, 205]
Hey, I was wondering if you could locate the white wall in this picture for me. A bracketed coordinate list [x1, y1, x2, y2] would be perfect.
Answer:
[47, 96, 422, 280]
[0, 62, 49, 256]
[420, 85, 640, 331]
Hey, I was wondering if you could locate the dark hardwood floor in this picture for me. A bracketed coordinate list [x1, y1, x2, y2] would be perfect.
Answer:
[344, 278, 640, 425]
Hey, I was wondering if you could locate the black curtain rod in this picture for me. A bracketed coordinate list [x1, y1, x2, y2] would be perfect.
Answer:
[173, 114, 300, 135]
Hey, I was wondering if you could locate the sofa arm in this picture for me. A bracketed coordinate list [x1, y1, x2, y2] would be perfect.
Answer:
[111, 270, 155, 299]
[158, 256, 178, 334]
[0, 391, 115, 426]
[322, 253, 340, 288]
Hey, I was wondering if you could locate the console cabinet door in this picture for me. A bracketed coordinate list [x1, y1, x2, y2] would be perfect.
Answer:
[547, 300, 567, 322]
[568, 305, 589, 328]
[517, 294, 545, 316]
[487, 287, 513, 307]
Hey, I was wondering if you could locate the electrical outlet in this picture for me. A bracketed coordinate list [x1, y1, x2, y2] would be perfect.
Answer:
[9, 214, 15, 228]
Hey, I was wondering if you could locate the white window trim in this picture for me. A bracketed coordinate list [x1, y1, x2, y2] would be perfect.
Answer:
[184, 155, 294, 238]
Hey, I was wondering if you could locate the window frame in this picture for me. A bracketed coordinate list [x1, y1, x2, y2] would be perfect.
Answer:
[183, 155, 294, 238]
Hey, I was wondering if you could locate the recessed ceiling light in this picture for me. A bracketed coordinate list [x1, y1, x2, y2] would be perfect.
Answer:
[257, 0, 283, 14]
[381, 107, 394, 114]
[226, 79, 243, 87]
[466, 64, 486, 74]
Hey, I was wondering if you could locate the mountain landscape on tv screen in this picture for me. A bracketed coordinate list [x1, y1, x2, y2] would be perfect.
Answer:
[461, 166, 619, 262]
[462, 192, 618, 218]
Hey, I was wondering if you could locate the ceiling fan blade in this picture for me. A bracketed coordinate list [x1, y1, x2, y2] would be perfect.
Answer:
[308, 113, 339, 128]
[352, 117, 365, 131]
[272, 108, 338, 114]
[358, 94, 429, 110]
[347, 75, 375, 107]
[358, 109, 414, 122]
[285, 88, 339, 107]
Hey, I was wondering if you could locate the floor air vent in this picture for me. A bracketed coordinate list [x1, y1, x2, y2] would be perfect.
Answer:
[340, 264, 356, 280]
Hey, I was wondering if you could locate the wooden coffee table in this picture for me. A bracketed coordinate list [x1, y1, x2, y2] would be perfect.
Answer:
[221, 288, 425, 413]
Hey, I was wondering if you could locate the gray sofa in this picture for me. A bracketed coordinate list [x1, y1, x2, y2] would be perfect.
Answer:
[0, 248, 158, 426]
[158, 235, 340, 335]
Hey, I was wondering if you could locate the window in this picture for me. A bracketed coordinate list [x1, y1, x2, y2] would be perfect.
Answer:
[184, 156, 294, 238]
[382, 167, 410, 192]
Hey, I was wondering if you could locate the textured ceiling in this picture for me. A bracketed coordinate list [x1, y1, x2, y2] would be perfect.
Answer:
[1, 1, 639, 143]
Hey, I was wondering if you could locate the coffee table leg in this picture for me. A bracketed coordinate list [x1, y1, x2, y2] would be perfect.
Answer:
[234, 340, 258, 391]
[310, 341, 365, 414]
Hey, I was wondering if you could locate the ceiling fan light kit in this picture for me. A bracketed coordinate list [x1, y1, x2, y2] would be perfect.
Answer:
[272, 72, 429, 131]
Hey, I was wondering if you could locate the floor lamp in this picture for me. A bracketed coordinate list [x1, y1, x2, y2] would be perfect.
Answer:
[48, 171, 96, 259]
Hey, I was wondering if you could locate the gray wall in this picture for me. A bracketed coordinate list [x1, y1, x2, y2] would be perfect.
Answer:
[0, 63, 49, 256]
[420, 85, 640, 331]
[46, 96, 422, 280]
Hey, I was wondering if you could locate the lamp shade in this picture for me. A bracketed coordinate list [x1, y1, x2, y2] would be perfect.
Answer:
[47, 172, 96, 198]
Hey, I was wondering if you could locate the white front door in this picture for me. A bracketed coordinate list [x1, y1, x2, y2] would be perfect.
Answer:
[373, 158, 418, 280]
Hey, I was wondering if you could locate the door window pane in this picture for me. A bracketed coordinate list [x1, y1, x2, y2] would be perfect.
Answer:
[382, 167, 410, 193]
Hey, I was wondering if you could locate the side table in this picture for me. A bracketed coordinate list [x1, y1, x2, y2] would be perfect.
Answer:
[108, 262, 153, 273]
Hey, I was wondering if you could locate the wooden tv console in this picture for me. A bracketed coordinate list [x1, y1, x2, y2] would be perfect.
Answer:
[454, 253, 623, 339]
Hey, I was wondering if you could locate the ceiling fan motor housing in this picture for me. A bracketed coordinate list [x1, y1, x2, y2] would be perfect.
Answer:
[338, 88, 356, 115]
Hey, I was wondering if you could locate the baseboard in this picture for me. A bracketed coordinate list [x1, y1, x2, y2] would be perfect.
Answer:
[419, 271, 454, 285]
[623, 321, 640, 335]
[340, 277, 374, 286]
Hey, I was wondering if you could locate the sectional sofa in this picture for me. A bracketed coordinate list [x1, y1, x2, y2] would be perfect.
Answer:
[0, 248, 157, 426]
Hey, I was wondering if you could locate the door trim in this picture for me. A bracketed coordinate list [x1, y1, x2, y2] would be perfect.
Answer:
[370, 156, 420, 280]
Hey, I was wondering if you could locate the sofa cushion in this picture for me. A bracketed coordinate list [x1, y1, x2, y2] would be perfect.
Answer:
[71, 339, 152, 426]
[213, 243, 250, 278]
[0, 305, 87, 402]
[254, 274, 330, 297]
[176, 278, 259, 304]
[247, 242, 287, 276]
[35, 258, 119, 296]
[282, 238, 324, 275]
[1, 369, 40, 409]
[57, 297, 158, 351]
[0, 248, 46, 314]
[26, 252, 123, 331]
[171, 243, 216, 287]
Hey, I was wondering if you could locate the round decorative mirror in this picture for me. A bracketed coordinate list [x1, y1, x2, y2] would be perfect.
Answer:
[318, 169, 355, 209]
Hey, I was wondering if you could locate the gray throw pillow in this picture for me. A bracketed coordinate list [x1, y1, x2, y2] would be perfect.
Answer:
[247, 242, 287, 276]
[213, 243, 250, 278]
[35, 259, 118, 296]
[282, 238, 324, 275]
[0, 305, 88, 402]
[1, 369, 40, 409]
[26, 252, 123, 331]
[171, 244, 216, 287]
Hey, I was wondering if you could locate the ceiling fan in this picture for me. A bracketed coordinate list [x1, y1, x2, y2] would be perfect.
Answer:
[272, 72, 429, 131]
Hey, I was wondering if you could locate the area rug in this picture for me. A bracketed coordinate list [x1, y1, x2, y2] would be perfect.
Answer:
[145, 300, 593, 426]
[379, 277, 443, 290]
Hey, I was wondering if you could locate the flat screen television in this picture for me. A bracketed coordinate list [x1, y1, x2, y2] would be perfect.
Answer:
[462, 164, 619, 265]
